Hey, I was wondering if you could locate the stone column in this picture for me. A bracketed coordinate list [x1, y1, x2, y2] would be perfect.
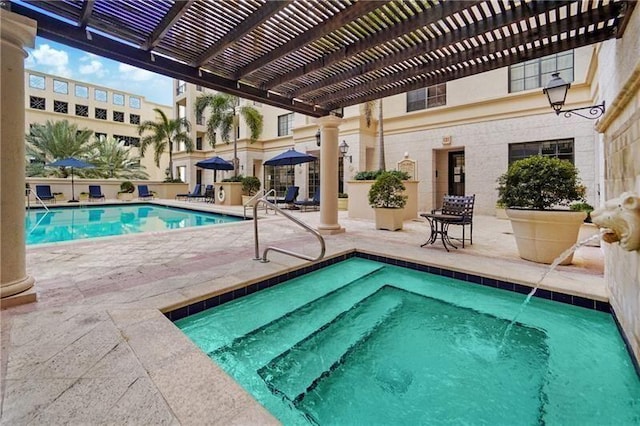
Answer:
[316, 115, 344, 234]
[1, 10, 37, 304]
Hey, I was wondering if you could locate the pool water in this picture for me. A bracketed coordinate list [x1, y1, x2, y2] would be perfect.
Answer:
[177, 258, 640, 425]
[25, 204, 242, 245]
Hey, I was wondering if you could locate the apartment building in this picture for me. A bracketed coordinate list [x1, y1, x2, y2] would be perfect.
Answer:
[24, 70, 172, 181]
[174, 46, 599, 216]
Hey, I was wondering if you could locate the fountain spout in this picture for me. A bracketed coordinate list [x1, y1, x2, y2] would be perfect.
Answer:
[591, 192, 640, 251]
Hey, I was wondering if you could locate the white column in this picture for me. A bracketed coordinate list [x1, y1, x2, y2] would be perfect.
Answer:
[1, 10, 37, 304]
[316, 115, 344, 234]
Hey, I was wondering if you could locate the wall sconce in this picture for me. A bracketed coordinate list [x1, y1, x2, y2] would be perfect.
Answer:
[339, 140, 352, 163]
[543, 72, 605, 119]
[315, 130, 321, 147]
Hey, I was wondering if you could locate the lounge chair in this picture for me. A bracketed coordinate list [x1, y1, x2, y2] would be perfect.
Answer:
[268, 186, 299, 209]
[35, 185, 56, 203]
[176, 184, 201, 201]
[294, 187, 320, 211]
[138, 184, 154, 200]
[88, 185, 105, 201]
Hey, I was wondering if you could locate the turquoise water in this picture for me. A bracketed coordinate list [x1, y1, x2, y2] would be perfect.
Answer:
[177, 258, 640, 425]
[25, 204, 242, 245]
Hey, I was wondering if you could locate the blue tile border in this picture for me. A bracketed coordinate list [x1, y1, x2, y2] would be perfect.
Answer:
[165, 250, 610, 322]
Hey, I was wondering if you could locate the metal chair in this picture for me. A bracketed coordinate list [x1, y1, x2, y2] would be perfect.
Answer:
[421, 194, 475, 251]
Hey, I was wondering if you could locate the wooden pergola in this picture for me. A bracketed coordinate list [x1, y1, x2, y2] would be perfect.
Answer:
[10, 0, 636, 117]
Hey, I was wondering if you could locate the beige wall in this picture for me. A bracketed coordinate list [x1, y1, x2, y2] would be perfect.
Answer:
[24, 70, 171, 181]
[595, 4, 640, 366]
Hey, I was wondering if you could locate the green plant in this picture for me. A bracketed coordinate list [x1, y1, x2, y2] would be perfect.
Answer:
[338, 192, 349, 198]
[119, 181, 134, 194]
[570, 202, 594, 223]
[497, 156, 585, 210]
[163, 178, 183, 183]
[241, 176, 261, 196]
[368, 171, 407, 209]
[354, 169, 410, 181]
[221, 174, 244, 183]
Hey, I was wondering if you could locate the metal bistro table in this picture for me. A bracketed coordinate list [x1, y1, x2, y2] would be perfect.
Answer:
[420, 212, 465, 252]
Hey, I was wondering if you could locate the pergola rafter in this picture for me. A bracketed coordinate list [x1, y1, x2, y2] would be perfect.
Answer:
[10, 0, 635, 118]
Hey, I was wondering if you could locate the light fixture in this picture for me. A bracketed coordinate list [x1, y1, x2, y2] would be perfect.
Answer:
[315, 129, 321, 147]
[339, 140, 352, 163]
[543, 72, 605, 119]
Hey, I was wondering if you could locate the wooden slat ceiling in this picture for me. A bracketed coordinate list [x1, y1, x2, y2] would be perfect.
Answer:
[10, 0, 636, 118]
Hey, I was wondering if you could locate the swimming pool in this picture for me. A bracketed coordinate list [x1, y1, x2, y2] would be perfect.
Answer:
[25, 204, 243, 245]
[177, 257, 640, 425]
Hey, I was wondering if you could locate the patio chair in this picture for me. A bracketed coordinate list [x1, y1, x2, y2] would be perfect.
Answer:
[293, 187, 320, 212]
[138, 184, 154, 200]
[35, 185, 56, 203]
[421, 194, 475, 251]
[176, 184, 201, 201]
[268, 186, 299, 209]
[203, 185, 215, 203]
[88, 185, 105, 202]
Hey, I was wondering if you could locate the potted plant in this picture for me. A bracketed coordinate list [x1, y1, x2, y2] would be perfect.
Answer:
[338, 192, 349, 211]
[241, 176, 261, 206]
[53, 192, 65, 201]
[368, 171, 407, 231]
[497, 155, 586, 265]
[571, 202, 600, 247]
[79, 192, 89, 201]
[118, 181, 135, 201]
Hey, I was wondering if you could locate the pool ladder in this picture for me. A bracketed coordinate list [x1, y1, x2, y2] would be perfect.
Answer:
[26, 188, 51, 236]
[252, 196, 325, 263]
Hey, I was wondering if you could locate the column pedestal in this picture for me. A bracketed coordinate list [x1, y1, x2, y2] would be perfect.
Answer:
[316, 115, 345, 235]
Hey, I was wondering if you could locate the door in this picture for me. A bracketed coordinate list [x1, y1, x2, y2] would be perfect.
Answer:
[448, 150, 465, 196]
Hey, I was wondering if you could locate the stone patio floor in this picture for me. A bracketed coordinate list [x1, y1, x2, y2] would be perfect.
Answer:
[1, 200, 605, 424]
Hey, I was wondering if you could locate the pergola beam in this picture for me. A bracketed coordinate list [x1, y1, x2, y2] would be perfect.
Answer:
[78, 0, 94, 28]
[144, 0, 194, 50]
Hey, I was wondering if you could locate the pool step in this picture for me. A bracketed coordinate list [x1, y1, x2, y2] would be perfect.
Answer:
[209, 266, 392, 368]
[257, 285, 404, 403]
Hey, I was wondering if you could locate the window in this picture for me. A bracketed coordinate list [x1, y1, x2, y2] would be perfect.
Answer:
[508, 139, 575, 164]
[29, 74, 45, 90]
[176, 82, 186, 95]
[407, 83, 447, 112]
[53, 79, 68, 94]
[53, 100, 68, 114]
[113, 111, 124, 122]
[29, 96, 45, 110]
[196, 111, 204, 125]
[95, 107, 107, 120]
[196, 85, 203, 91]
[113, 93, 125, 105]
[75, 84, 88, 98]
[278, 113, 294, 136]
[95, 132, 107, 140]
[75, 104, 89, 117]
[113, 135, 140, 147]
[129, 114, 140, 125]
[95, 89, 107, 102]
[510, 50, 574, 93]
[196, 136, 203, 150]
[129, 96, 140, 109]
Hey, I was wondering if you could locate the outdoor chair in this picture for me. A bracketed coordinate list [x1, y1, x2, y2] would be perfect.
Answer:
[293, 187, 320, 211]
[88, 185, 105, 201]
[268, 186, 299, 209]
[420, 194, 475, 251]
[203, 185, 214, 203]
[35, 185, 56, 203]
[138, 184, 154, 200]
[176, 184, 201, 201]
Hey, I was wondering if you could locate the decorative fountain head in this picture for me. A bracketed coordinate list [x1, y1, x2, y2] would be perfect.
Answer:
[591, 192, 640, 251]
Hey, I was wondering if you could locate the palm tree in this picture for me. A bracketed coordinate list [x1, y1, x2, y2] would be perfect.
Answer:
[138, 108, 193, 180]
[25, 120, 95, 177]
[88, 136, 149, 179]
[364, 99, 386, 171]
[194, 93, 263, 176]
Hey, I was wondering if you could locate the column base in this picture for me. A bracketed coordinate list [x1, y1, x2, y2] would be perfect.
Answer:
[318, 225, 345, 235]
[1, 274, 36, 300]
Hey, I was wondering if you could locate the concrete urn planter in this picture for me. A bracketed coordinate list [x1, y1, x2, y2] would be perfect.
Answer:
[117, 192, 134, 201]
[506, 209, 587, 265]
[338, 197, 348, 211]
[374, 208, 404, 231]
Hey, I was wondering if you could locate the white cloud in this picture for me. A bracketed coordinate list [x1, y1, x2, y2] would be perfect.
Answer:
[118, 63, 155, 81]
[79, 59, 105, 77]
[27, 44, 72, 77]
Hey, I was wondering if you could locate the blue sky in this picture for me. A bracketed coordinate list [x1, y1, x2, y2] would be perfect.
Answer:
[26, 36, 173, 106]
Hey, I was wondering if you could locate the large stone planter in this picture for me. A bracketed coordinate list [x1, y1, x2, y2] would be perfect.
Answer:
[374, 207, 404, 231]
[348, 180, 418, 220]
[217, 182, 242, 205]
[338, 197, 348, 211]
[578, 222, 601, 247]
[117, 192, 134, 201]
[506, 209, 587, 265]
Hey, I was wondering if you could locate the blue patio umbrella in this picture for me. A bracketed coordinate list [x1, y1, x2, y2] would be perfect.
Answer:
[195, 156, 234, 182]
[264, 148, 317, 191]
[46, 157, 95, 203]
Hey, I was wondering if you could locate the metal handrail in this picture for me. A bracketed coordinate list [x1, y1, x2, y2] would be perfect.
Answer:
[243, 188, 276, 218]
[26, 188, 51, 236]
[253, 197, 325, 263]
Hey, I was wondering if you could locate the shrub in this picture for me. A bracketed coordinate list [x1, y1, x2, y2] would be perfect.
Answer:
[570, 201, 594, 223]
[368, 171, 407, 209]
[241, 176, 261, 196]
[222, 175, 244, 183]
[354, 169, 410, 181]
[497, 156, 585, 210]
[338, 192, 349, 198]
[164, 178, 183, 183]
[119, 181, 134, 194]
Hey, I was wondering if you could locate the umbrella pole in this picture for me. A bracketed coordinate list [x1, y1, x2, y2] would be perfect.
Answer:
[69, 167, 78, 203]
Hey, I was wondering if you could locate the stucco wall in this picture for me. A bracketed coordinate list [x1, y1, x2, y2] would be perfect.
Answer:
[596, 3, 640, 365]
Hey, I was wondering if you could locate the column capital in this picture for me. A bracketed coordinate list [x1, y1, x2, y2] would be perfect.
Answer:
[315, 115, 343, 129]
[1, 9, 37, 50]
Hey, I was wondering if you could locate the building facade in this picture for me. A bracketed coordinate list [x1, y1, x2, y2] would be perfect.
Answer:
[173, 46, 600, 215]
[24, 70, 172, 181]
